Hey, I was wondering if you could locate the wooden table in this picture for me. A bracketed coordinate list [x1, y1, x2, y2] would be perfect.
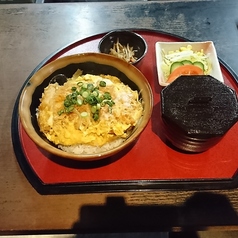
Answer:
[1, 0, 238, 234]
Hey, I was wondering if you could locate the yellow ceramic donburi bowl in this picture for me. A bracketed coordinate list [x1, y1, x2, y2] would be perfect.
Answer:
[19, 53, 153, 161]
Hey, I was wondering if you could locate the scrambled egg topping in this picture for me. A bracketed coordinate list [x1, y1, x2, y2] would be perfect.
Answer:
[37, 70, 143, 147]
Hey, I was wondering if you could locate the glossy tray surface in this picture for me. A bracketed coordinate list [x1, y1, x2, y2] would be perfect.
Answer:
[12, 30, 238, 194]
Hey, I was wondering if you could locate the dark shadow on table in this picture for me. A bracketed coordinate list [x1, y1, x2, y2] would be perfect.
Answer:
[72, 192, 238, 234]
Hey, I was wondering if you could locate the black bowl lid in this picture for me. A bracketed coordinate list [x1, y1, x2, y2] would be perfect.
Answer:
[161, 75, 238, 137]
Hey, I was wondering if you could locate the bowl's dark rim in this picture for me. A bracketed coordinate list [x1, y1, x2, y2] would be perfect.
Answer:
[11, 28, 238, 195]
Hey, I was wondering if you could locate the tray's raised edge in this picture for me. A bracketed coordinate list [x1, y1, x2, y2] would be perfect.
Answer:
[11, 29, 238, 195]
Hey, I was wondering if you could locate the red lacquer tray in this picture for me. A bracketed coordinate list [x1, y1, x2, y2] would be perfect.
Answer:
[12, 29, 238, 194]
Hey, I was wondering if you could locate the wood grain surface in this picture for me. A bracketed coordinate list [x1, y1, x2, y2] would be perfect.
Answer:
[1, 0, 238, 234]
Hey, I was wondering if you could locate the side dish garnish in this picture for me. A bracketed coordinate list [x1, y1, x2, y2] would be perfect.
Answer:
[161, 45, 212, 83]
[37, 69, 143, 154]
[109, 38, 137, 63]
[167, 64, 204, 83]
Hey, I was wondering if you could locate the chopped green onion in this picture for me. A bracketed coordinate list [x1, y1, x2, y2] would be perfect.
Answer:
[77, 97, 83, 105]
[79, 88, 86, 96]
[91, 105, 97, 113]
[65, 105, 74, 113]
[86, 95, 98, 105]
[58, 109, 65, 116]
[64, 99, 71, 107]
[93, 113, 99, 121]
[58, 78, 115, 121]
[96, 103, 101, 110]
[99, 81, 106, 87]
[80, 112, 88, 117]
[82, 83, 88, 89]
[105, 100, 115, 107]
[92, 90, 99, 97]
[82, 91, 89, 98]
[103, 92, 112, 100]
[87, 83, 94, 91]
[71, 92, 78, 98]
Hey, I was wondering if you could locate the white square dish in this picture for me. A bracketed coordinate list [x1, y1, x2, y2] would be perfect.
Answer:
[155, 41, 224, 87]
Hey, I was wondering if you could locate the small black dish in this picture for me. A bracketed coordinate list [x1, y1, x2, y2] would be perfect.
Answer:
[98, 30, 147, 65]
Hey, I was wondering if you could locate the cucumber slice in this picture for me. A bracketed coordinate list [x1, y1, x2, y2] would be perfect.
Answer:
[170, 61, 183, 73]
[193, 61, 204, 71]
[181, 60, 193, 65]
